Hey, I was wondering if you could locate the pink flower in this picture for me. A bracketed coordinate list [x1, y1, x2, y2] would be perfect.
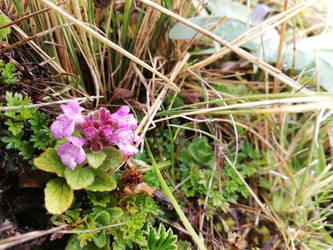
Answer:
[110, 106, 137, 130]
[110, 128, 138, 156]
[61, 100, 85, 124]
[50, 103, 138, 169]
[79, 106, 138, 156]
[57, 136, 86, 170]
[50, 100, 84, 139]
[78, 108, 114, 152]
[50, 115, 75, 138]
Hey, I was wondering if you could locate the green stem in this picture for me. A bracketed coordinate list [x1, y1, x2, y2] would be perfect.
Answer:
[144, 139, 207, 250]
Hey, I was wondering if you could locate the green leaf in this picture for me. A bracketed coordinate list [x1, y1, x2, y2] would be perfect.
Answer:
[4, 92, 35, 120]
[142, 224, 177, 250]
[100, 147, 123, 170]
[86, 151, 107, 169]
[0, 15, 11, 40]
[95, 211, 111, 226]
[86, 169, 117, 192]
[44, 178, 73, 214]
[29, 112, 55, 150]
[108, 207, 123, 220]
[34, 148, 66, 177]
[4, 120, 23, 136]
[64, 167, 95, 190]
[66, 235, 110, 250]
[93, 232, 107, 248]
[87, 191, 112, 207]
[92, 211, 111, 248]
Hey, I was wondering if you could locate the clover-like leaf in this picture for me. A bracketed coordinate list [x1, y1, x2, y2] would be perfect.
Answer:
[34, 148, 66, 177]
[45, 178, 73, 214]
[86, 169, 117, 192]
[64, 167, 95, 190]
[100, 147, 122, 170]
[86, 151, 107, 169]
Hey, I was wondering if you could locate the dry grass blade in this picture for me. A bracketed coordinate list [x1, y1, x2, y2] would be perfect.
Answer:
[0, 225, 67, 250]
[1, 23, 73, 53]
[0, 10, 66, 74]
[135, 53, 191, 141]
[189, 0, 317, 71]
[40, 0, 179, 92]
[0, 96, 100, 112]
[154, 95, 333, 122]
[139, 0, 314, 94]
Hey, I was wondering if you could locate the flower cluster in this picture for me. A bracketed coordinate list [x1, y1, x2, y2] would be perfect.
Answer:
[50, 100, 138, 169]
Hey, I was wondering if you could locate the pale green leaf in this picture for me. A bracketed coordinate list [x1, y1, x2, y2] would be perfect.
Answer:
[44, 178, 73, 214]
[86, 169, 117, 192]
[64, 167, 95, 190]
[100, 147, 122, 170]
[34, 148, 66, 177]
[86, 151, 107, 169]
[0, 15, 10, 40]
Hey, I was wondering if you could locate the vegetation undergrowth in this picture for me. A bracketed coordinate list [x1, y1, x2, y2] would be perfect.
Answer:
[0, 0, 333, 249]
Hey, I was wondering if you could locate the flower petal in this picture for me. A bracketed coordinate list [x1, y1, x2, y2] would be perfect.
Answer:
[110, 106, 137, 129]
[67, 136, 86, 147]
[58, 142, 77, 169]
[57, 139, 86, 169]
[50, 116, 75, 138]
[61, 100, 84, 124]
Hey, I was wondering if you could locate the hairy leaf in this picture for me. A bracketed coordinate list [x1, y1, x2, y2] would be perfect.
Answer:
[86, 169, 116, 192]
[86, 151, 107, 169]
[45, 178, 73, 214]
[64, 167, 95, 190]
[34, 148, 66, 177]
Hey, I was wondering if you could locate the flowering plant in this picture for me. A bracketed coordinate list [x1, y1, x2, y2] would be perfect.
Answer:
[34, 101, 138, 214]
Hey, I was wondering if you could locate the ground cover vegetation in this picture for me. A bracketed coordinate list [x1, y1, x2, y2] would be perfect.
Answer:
[0, 0, 333, 249]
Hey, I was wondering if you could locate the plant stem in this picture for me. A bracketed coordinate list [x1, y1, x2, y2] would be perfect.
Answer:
[144, 139, 207, 250]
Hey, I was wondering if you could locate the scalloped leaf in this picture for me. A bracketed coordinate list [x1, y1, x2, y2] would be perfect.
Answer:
[45, 178, 73, 214]
[34, 148, 66, 177]
[86, 151, 107, 169]
[100, 147, 123, 170]
[64, 167, 95, 190]
[86, 169, 117, 192]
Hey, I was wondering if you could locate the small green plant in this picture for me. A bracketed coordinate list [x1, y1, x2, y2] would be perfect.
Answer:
[58, 194, 163, 250]
[0, 15, 11, 40]
[178, 137, 259, 210]
[0, 60, 18, 84]
[3, 91, 36, 135]
[0, 92, 55, 165]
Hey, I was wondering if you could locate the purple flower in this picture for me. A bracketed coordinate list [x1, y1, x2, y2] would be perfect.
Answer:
[50, 102, 138, 169]
[57, 136, 86, 170]
[110, 128, 138, 156]
[50, 100, 84, 139]
[110, 106, 137, 130]
[78, 108, 117, 152]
